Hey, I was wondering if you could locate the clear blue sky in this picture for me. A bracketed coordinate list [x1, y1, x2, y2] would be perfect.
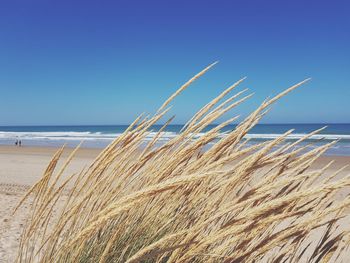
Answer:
[0, 0, 349, 125]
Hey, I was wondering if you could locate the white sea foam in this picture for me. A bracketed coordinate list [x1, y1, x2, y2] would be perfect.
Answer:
[0, 131, 179, 142]
[1, 129, 349, 155]
[0, 131, 116, 141]
[1, 131, 350, 142]
[244, 133, 350, 140]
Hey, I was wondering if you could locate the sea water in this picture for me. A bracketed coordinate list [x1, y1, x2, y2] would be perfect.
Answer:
[1, 124, 350, 156]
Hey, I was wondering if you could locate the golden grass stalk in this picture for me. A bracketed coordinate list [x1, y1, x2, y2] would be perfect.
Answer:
[15, 63, 350, 263]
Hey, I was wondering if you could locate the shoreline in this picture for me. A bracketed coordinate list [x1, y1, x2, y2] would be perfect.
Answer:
[0, 145, 349, 186]
[2, 144, 350, 156]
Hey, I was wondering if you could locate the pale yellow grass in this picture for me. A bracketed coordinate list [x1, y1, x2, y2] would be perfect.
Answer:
[14, 64, 350, 262]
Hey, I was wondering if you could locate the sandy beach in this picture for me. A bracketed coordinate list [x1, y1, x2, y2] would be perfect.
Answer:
[0, 146, 349, 262]
[0, 146, 101, 262]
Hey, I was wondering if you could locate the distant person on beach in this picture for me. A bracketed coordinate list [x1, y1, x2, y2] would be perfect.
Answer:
[15, 138, 22, 147]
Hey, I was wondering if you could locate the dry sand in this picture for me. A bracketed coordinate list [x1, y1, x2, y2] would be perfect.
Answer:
[0, 146, 100, 262]
[0, 145, 349, 262]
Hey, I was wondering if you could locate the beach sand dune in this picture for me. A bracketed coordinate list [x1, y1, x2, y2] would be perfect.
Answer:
[0, 146, 349, 262]
[0, 146, 99, 262]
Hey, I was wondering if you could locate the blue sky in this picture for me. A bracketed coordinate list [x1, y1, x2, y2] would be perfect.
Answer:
[0, 0, 349, 125]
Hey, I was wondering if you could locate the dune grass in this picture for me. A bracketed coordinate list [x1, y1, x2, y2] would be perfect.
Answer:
[14, 64, 350, 262]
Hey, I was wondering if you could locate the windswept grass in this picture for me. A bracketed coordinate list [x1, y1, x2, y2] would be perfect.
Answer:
[14, 64, 350, 262]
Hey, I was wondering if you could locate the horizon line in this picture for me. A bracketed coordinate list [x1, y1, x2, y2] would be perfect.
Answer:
[0, 122, 350, 127]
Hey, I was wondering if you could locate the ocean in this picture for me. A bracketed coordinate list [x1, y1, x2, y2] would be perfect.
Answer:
[1, 124, 350, 156]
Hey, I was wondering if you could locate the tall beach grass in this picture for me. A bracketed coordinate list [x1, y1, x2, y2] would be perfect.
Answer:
[15, 63, 350, 262]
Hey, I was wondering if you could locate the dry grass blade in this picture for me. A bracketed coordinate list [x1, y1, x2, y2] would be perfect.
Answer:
[15, 65, 350, 263]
